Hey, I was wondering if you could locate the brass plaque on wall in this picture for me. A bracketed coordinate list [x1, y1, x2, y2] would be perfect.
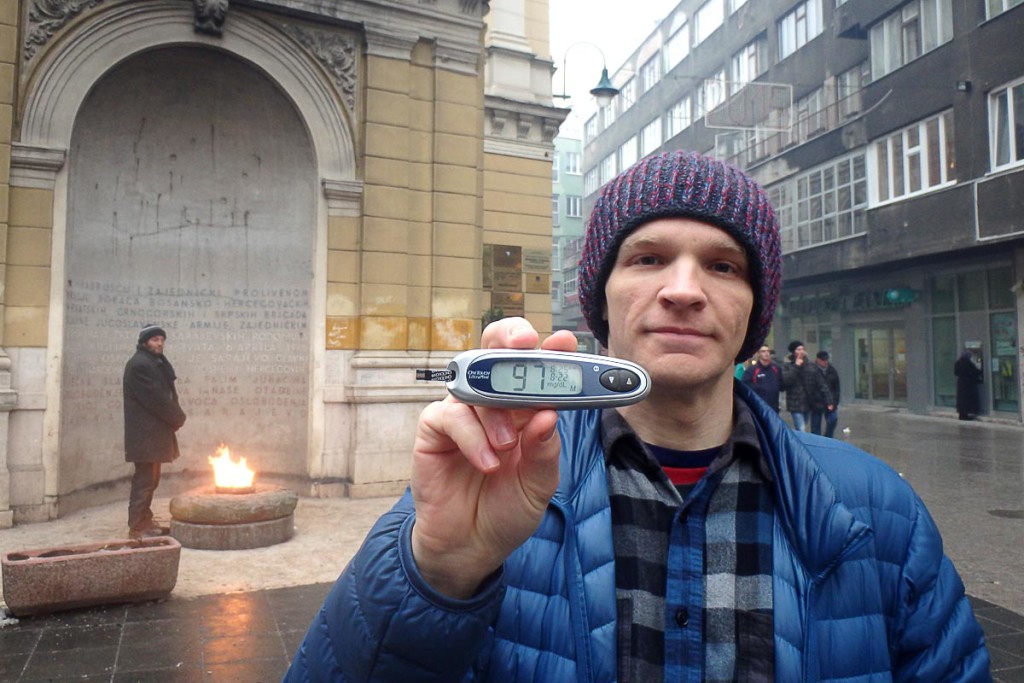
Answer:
[525, 273, 550, 294]
[491, 292, 524, 317]
[523, 248, 551, 273]
[492, 245, 522, 271]
[492, 271, 522, 292]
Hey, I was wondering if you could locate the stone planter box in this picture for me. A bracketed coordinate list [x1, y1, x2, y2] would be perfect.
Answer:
[2, 537, 181, 617]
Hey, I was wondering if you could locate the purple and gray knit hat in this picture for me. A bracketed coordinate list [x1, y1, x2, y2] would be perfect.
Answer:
[578, 150, 781, 363]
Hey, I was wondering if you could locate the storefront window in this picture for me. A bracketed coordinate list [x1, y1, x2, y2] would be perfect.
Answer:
[931, 316, 957, 407]
[930, 273, 955, 313]
[990, 312, 1018, 412]
[988, 266, 1014, 309]
[956, 271, 985, 311]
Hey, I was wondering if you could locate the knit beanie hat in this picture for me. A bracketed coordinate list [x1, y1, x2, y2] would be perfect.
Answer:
[138, 323, 167, 345]
[578, 150, 782, 362]
[788, 340, 804, 355]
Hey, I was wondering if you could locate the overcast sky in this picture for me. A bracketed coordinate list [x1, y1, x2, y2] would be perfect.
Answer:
[549, 0, 679, 134]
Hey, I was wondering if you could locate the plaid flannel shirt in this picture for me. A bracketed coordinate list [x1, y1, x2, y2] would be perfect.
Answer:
[604, 399, 775, 682]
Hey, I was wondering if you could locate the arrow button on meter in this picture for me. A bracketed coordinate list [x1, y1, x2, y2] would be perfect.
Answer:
[599, 369, 641, 393]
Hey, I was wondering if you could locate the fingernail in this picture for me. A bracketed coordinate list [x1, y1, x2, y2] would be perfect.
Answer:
[495, 424, 516, 447]
[541, 425, 557, 442]
[481, 450, 500, 471]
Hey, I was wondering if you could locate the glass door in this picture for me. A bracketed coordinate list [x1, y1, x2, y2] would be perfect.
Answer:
[855, 326, 907, 403]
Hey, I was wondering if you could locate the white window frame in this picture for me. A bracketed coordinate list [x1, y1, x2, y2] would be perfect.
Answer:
[770, 153, 868, 251]
[989, 76, 1024, 171]
[836, 61, 870, 119]
[551, 154, 560, 182]
[640, 119, 663, 157]
[730, 37, 765, 94]
[619, 135, 638, 171]
[584, 168, 599, 196]
[565, 151, 582, 175]
[730, 0, 748, 12]
[584, 115, 598, 143]
[694, 0, 725, 46]
[870, 0, 952, 80]
[698, 69, 727, 115]
[600, 154, 617, 184]
[552, 194, 560, 225]
[619, 78, 637, 113]
[640, 57, 660, 94]
[778, 0, 823, 60]
[565, 195, 583, 218]
[664, 22, 690, 72]
[987, 0, 1024, 18]
[870, 110, 955, 205]
[667, 96, 693, 138]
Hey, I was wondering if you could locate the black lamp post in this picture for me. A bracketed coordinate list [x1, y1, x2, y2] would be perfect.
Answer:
[553, 42, 620, 107]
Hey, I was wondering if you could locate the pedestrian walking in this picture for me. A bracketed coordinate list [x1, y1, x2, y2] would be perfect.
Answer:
[287, 150, 989, 682]
[954, 350, 983, 421]
[741, 344, 783, 411]
[782, 340, 811, 431]
[123, 323, 186, 539]
[810, 350, 840, 437]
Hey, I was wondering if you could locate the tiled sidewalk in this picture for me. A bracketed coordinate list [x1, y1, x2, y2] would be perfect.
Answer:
[0, 583, 1021, 681]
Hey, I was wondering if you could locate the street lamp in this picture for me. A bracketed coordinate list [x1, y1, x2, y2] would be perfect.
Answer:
[553, 41, 620, 108]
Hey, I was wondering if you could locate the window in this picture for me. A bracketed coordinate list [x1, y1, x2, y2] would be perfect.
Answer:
[619, 136, 638, 171]
[987, 0, 1024, 18]
[602, 101, 616, 127]
[562, 276, 578, 303]
[664, 22, 690, 72]
[552, 194, 560, 225]
[565, 151, 582, 175]
[584, 169, 599, 195]
[640, 119, 663, 156]
[795, 87, 827, 141]
[990, 77, 1024, 170]
[551, 155, 560, 182]
[836, 61, 870, 119]
[795, 154, 868, 246]
[870, 0, 952, 79]
[730, 0, 748, 12]
[640, 57, 660, 94]
[770, 154, 867, 251]
[551, 243, 560, 271]
[872, 110, 955, 203]
[778, 0, 823, 59]
[584, 115, 598, 143]
[694, 0, 725, 46]
[667, 96, 693, 138]
[730, 36, 766, 94]
[600, 154, 617, 184]
[566, 195, 583, 218]
[698, 69, 727, 116]
[619, 78, 637, 112]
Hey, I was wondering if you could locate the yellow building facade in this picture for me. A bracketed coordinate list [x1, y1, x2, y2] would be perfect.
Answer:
[0, 0, 566, 526]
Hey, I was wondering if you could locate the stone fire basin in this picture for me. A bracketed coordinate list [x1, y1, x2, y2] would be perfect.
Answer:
[169, 484, 298, 550]
[2, 537, 181, 617]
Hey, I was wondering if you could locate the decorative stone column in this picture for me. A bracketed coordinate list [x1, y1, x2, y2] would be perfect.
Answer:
[0, 349, 19, 528]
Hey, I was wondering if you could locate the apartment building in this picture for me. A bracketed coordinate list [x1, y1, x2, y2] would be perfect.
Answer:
[581, 0, 1024, 420]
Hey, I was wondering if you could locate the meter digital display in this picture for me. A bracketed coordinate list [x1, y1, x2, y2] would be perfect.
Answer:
[489, 360, 583, 396]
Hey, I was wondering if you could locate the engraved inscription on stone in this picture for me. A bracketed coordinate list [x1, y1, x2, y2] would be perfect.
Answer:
[60, 47, 315, 488]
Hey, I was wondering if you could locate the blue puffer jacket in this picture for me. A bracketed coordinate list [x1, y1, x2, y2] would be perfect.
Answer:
[285, 384, 990, 682]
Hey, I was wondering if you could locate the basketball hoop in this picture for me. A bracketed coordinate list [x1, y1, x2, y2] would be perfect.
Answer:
[704, 80, 793, 133]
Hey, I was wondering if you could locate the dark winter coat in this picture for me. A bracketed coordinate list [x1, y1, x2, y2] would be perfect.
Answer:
[954, 354, 983, 417]
[822, 363, 841, 406]
[123, 346, 186, 463]
[782, 358, 808, 412]
[741, 360, 782, 411]
[805, 363, 835, 412]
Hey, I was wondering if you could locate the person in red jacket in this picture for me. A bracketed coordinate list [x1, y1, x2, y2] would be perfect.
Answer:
[741, 344, 782, 411]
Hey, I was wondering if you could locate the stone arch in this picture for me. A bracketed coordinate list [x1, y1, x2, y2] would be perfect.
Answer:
[19, 0, 356, 180]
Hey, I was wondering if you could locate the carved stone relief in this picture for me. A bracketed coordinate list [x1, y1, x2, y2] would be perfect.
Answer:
[23, 0, 105, 61]
[280, 25, 357, 114]
[193, 0, 228, 36]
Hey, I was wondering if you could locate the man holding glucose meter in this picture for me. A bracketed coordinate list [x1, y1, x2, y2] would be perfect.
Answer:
[286, 152, 989, 682]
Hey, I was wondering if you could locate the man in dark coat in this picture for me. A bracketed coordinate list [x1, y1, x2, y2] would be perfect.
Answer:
[123, 323, 186, 538]
[954, 350, 983, 421]
[809, 350, 840, 437]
